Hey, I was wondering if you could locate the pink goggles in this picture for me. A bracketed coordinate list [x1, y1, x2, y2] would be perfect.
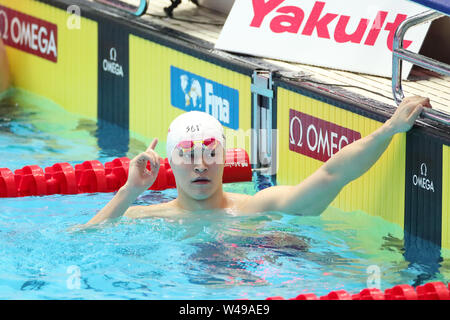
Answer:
[175, 137, 218, 153]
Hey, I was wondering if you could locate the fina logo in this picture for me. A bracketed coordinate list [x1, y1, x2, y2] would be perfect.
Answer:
[180, 74, 203, 109]
[179, 73, 229, 124]
[171, 66, 239, 129]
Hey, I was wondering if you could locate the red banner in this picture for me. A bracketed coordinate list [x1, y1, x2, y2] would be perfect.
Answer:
[289, 109, 361, 162]
[0, 5, 57, 62]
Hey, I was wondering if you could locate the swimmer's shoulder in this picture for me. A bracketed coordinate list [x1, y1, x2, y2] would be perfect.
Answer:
[226, 192, 252, 203]
[124, 192, 260, 219]
[124, 200, 183, 219]
[224, 192, 255, 215]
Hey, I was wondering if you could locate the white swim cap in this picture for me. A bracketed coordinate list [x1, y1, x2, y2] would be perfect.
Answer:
[166, 111, 225, 162]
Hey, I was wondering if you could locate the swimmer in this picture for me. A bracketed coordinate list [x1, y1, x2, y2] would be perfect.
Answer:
[85, 96, 431, 226]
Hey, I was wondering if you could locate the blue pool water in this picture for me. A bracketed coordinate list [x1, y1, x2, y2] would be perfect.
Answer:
[0, 89, 448, 299]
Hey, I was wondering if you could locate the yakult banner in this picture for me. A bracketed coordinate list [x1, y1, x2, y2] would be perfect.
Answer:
[216, 0, 431, 78]
[0, 5, 57, 62]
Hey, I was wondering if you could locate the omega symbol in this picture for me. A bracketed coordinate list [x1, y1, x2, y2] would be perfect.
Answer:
[289, 115, 303, 147]
[109, 47, 117, 62]
[0, 10, 9, 40]
[420, 163, 427, 176]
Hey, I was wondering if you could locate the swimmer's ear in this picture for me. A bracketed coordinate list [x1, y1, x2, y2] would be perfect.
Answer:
[147, 138, 158, 152]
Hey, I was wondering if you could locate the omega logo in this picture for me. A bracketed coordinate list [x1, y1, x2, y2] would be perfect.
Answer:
[288, 109, 360, 162]
[102, 47, 124, 77]
[412, 162, 434, 193]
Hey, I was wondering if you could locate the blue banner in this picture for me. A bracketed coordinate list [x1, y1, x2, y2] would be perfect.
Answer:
[170, 66, 239, 130]
[408, 0, 449, 15]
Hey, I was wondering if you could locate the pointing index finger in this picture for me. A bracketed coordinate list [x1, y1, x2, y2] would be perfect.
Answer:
[146, 138, 158, 152]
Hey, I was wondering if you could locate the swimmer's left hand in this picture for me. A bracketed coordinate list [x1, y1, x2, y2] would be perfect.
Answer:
[387, 96, 432, 134]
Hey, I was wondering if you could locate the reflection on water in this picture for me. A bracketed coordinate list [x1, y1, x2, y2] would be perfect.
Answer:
[0, 182, 448, 299]
[97, 119, 129, 158]
[187, 230, 310, 286]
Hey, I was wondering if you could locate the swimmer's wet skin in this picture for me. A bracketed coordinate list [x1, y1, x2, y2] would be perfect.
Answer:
[85, 96, 431, 226]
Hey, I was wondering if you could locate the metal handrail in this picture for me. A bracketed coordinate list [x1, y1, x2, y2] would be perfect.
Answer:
[94, 0, 149, 16]
[392, 10, 450, 126]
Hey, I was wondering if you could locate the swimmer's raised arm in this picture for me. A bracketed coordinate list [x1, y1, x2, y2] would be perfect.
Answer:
[241, 96, 432, 216]
[84, 138, 161, 226]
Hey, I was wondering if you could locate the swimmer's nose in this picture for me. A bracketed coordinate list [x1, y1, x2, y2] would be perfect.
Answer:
[194, 164, 208, 173]
[193, 153, 208, 173]
[192, 148, 208, 171]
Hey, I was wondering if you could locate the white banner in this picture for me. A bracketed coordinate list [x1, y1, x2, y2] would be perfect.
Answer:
[215, 0, 431, 78]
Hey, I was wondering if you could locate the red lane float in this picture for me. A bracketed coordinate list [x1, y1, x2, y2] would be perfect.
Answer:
[0, 168, 17, 197]
[290, 293, 318, 300]
[319, 290, 352, 300]
[105, 157, 130, 192]
[265, 296, 285, 300]
[416, 282, 450, 300]
[0, 148, 251, 197]
[45, 162, 78, 195]
[15, 165, 46, 197]
[75, 160, 108, 193]
[149, 158, 176, 191]
[264, 281, 450, 301]
[223, 148, 252, 183]
[384, 284, 417, 300]
[352, 288, 385, 300]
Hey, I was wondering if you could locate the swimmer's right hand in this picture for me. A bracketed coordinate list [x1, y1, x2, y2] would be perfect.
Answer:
[124, 138, 161, 192]
[84, 139, 161, 227]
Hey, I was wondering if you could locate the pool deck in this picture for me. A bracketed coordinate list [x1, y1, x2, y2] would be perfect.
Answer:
[116, 0, 450, 115]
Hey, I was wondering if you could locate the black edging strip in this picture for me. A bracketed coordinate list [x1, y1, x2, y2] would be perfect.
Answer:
[35, 0, 450, 145]
[274, 77, 391, 123]
[96, 17, 130, 157]
[276, 77, 450, 145]
[404, 130, 443, 261]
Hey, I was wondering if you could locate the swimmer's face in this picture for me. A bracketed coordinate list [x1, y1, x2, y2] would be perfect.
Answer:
[170, 139, 225, 201]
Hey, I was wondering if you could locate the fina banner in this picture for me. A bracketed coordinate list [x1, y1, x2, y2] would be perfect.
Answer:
[215, 0, 432, 78]
[170, 66, 240, 130]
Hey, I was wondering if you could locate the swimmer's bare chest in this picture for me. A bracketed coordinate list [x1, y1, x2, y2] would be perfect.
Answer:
[124, 192, 254, 219]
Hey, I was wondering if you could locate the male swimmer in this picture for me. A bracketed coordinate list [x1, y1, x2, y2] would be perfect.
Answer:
[85, 96, 431, 226]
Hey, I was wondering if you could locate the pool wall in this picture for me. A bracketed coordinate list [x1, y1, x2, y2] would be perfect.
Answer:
[0, 0, 449, 255]
[0, 0, 98, 119]
[275, 79, 449, 258]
